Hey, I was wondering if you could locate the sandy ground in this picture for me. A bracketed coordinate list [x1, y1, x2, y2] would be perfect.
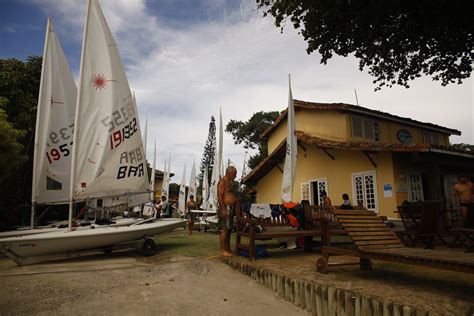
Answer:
[0, 251, 306, 315]
[226, 250, 474, 315]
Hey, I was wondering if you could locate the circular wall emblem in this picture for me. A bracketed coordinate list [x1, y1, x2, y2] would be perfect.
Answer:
[397, 129, 413, 144]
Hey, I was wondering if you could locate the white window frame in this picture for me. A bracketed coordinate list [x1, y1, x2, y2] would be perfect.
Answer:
[351, 170, 379, 212]
[407, 173, 424, 202]
[300, 182, 310, 202]
[309, 177, 328, 206]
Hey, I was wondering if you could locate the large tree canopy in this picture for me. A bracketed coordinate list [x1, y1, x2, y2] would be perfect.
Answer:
[226, 110, 280, 169]
[0, 106, 27, 182]
[0, 57, 42, 228]
[257, 0, 473, 90]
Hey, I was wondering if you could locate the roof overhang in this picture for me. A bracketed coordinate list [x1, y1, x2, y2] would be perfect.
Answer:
[244, 131, 473, 185]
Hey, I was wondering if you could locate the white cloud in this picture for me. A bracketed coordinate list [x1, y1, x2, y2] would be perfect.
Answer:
[31, 0, 473, 183]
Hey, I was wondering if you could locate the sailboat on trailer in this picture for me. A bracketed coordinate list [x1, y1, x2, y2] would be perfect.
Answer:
[0, 19, 77, 238]
[0, 0, 184, 263]
[0, 17, 140, 238]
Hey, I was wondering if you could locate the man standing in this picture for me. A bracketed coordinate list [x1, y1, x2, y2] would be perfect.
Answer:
[217, 166, 239, 257]
[157, 196, 169, 218]
[452, 175, 474, 227]
[186, 195, 198, 235]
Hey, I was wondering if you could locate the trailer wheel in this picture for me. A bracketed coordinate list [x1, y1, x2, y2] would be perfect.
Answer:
[142, 239, 156, 257]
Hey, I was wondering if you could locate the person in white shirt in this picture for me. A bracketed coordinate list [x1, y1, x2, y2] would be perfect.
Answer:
[157, 196, 169, 218]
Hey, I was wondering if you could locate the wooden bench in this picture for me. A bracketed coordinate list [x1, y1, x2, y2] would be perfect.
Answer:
[452, 228, 474, 252]
[235, 205, 342, 260]
[317, 207, 474, 274]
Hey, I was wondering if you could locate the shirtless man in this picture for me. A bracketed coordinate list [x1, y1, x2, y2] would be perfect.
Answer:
[185, 195, 197, 235]
[217, 166, 239, 257]
[452, 175, 474, 227]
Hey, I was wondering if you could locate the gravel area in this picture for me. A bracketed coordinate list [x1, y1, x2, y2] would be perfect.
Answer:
[0, 251, 305, 315]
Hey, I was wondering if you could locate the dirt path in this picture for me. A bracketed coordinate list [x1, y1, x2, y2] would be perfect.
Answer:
[0, 252, 305, 315]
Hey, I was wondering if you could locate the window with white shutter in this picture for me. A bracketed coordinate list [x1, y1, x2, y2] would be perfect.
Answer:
[301, 182, 310, 201]
[351, 115, 380, 141]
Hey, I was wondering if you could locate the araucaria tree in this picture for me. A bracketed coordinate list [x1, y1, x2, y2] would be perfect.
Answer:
[198, 116, 216, 187]
[226, 111, 280, 170]
[257, 0, 473, 90]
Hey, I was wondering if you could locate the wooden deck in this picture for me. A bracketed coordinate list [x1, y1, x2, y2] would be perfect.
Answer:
[319, 208, 474, 274]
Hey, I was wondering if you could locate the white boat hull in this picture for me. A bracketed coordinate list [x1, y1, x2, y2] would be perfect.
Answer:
[0, 219, 185, 258]
[0, 217, 141, 238]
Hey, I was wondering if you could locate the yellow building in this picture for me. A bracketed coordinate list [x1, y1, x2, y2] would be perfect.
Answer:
[152, 169, 174, 200]
[243, 100, 474, 218]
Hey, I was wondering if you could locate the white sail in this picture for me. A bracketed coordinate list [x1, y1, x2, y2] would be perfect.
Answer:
[142, 113, 148, 157]
[178, 164, 186, 216]
[161, 159, 168, 198]
[218, 108, 223, 177]
[32, 19, 77, 206]
[187, 159, 196, 202]
[70, 0, 148, 202]
[208, 152, 218, 210]
[209, 109, 223, 210]
[123, 95, 151, 207]
[165, 154, 171, 198]
[200, 165, 209, 210]
[281, 75, 297, 202]
[150, 139, 156, 200]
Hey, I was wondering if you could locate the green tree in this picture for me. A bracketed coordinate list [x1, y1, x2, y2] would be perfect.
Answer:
[226, 110, 279, 170]
[232, 181, 256, 204]
[0, 57, 42, 228]
[0, 107, 27, 181]
[198, 116, 216, 187]
[452, 143, 474, 153]
[257, 0, 473, 90]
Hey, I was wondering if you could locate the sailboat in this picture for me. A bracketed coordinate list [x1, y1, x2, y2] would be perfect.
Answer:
[205, 109, 224, 226]
[200, 164, 209, 210]
[0, 19, 77, 239]
[281, 74, 297, 203]
[0, 17, 137, 239]
[178, 163, 187, 217]
[207, 108, 223, 212]
[0, 0, 184, 263]
[275, 74, 298, 249]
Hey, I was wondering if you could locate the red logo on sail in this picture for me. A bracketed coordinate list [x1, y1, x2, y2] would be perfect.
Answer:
[91, 73, 117, 90]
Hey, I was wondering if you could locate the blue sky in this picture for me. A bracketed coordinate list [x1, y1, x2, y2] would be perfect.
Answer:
[1, 0, 473, 183]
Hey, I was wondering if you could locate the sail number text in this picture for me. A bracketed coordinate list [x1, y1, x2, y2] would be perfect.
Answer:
[109, 118, 138, 149]
[46, 142, 71, 163]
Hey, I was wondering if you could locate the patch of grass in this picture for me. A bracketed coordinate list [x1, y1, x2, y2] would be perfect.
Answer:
[153, 228, 281, 258]
[153, 228, 230, 258]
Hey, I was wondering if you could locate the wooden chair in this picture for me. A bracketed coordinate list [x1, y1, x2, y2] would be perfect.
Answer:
[452, 228, 474, 252]
[317, 209, 474, 274]
[396, 201, 446, 249]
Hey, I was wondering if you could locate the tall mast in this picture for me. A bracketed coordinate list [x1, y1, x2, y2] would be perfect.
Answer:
[69, 0, 92, 231]
[30, 18, 52, 229]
